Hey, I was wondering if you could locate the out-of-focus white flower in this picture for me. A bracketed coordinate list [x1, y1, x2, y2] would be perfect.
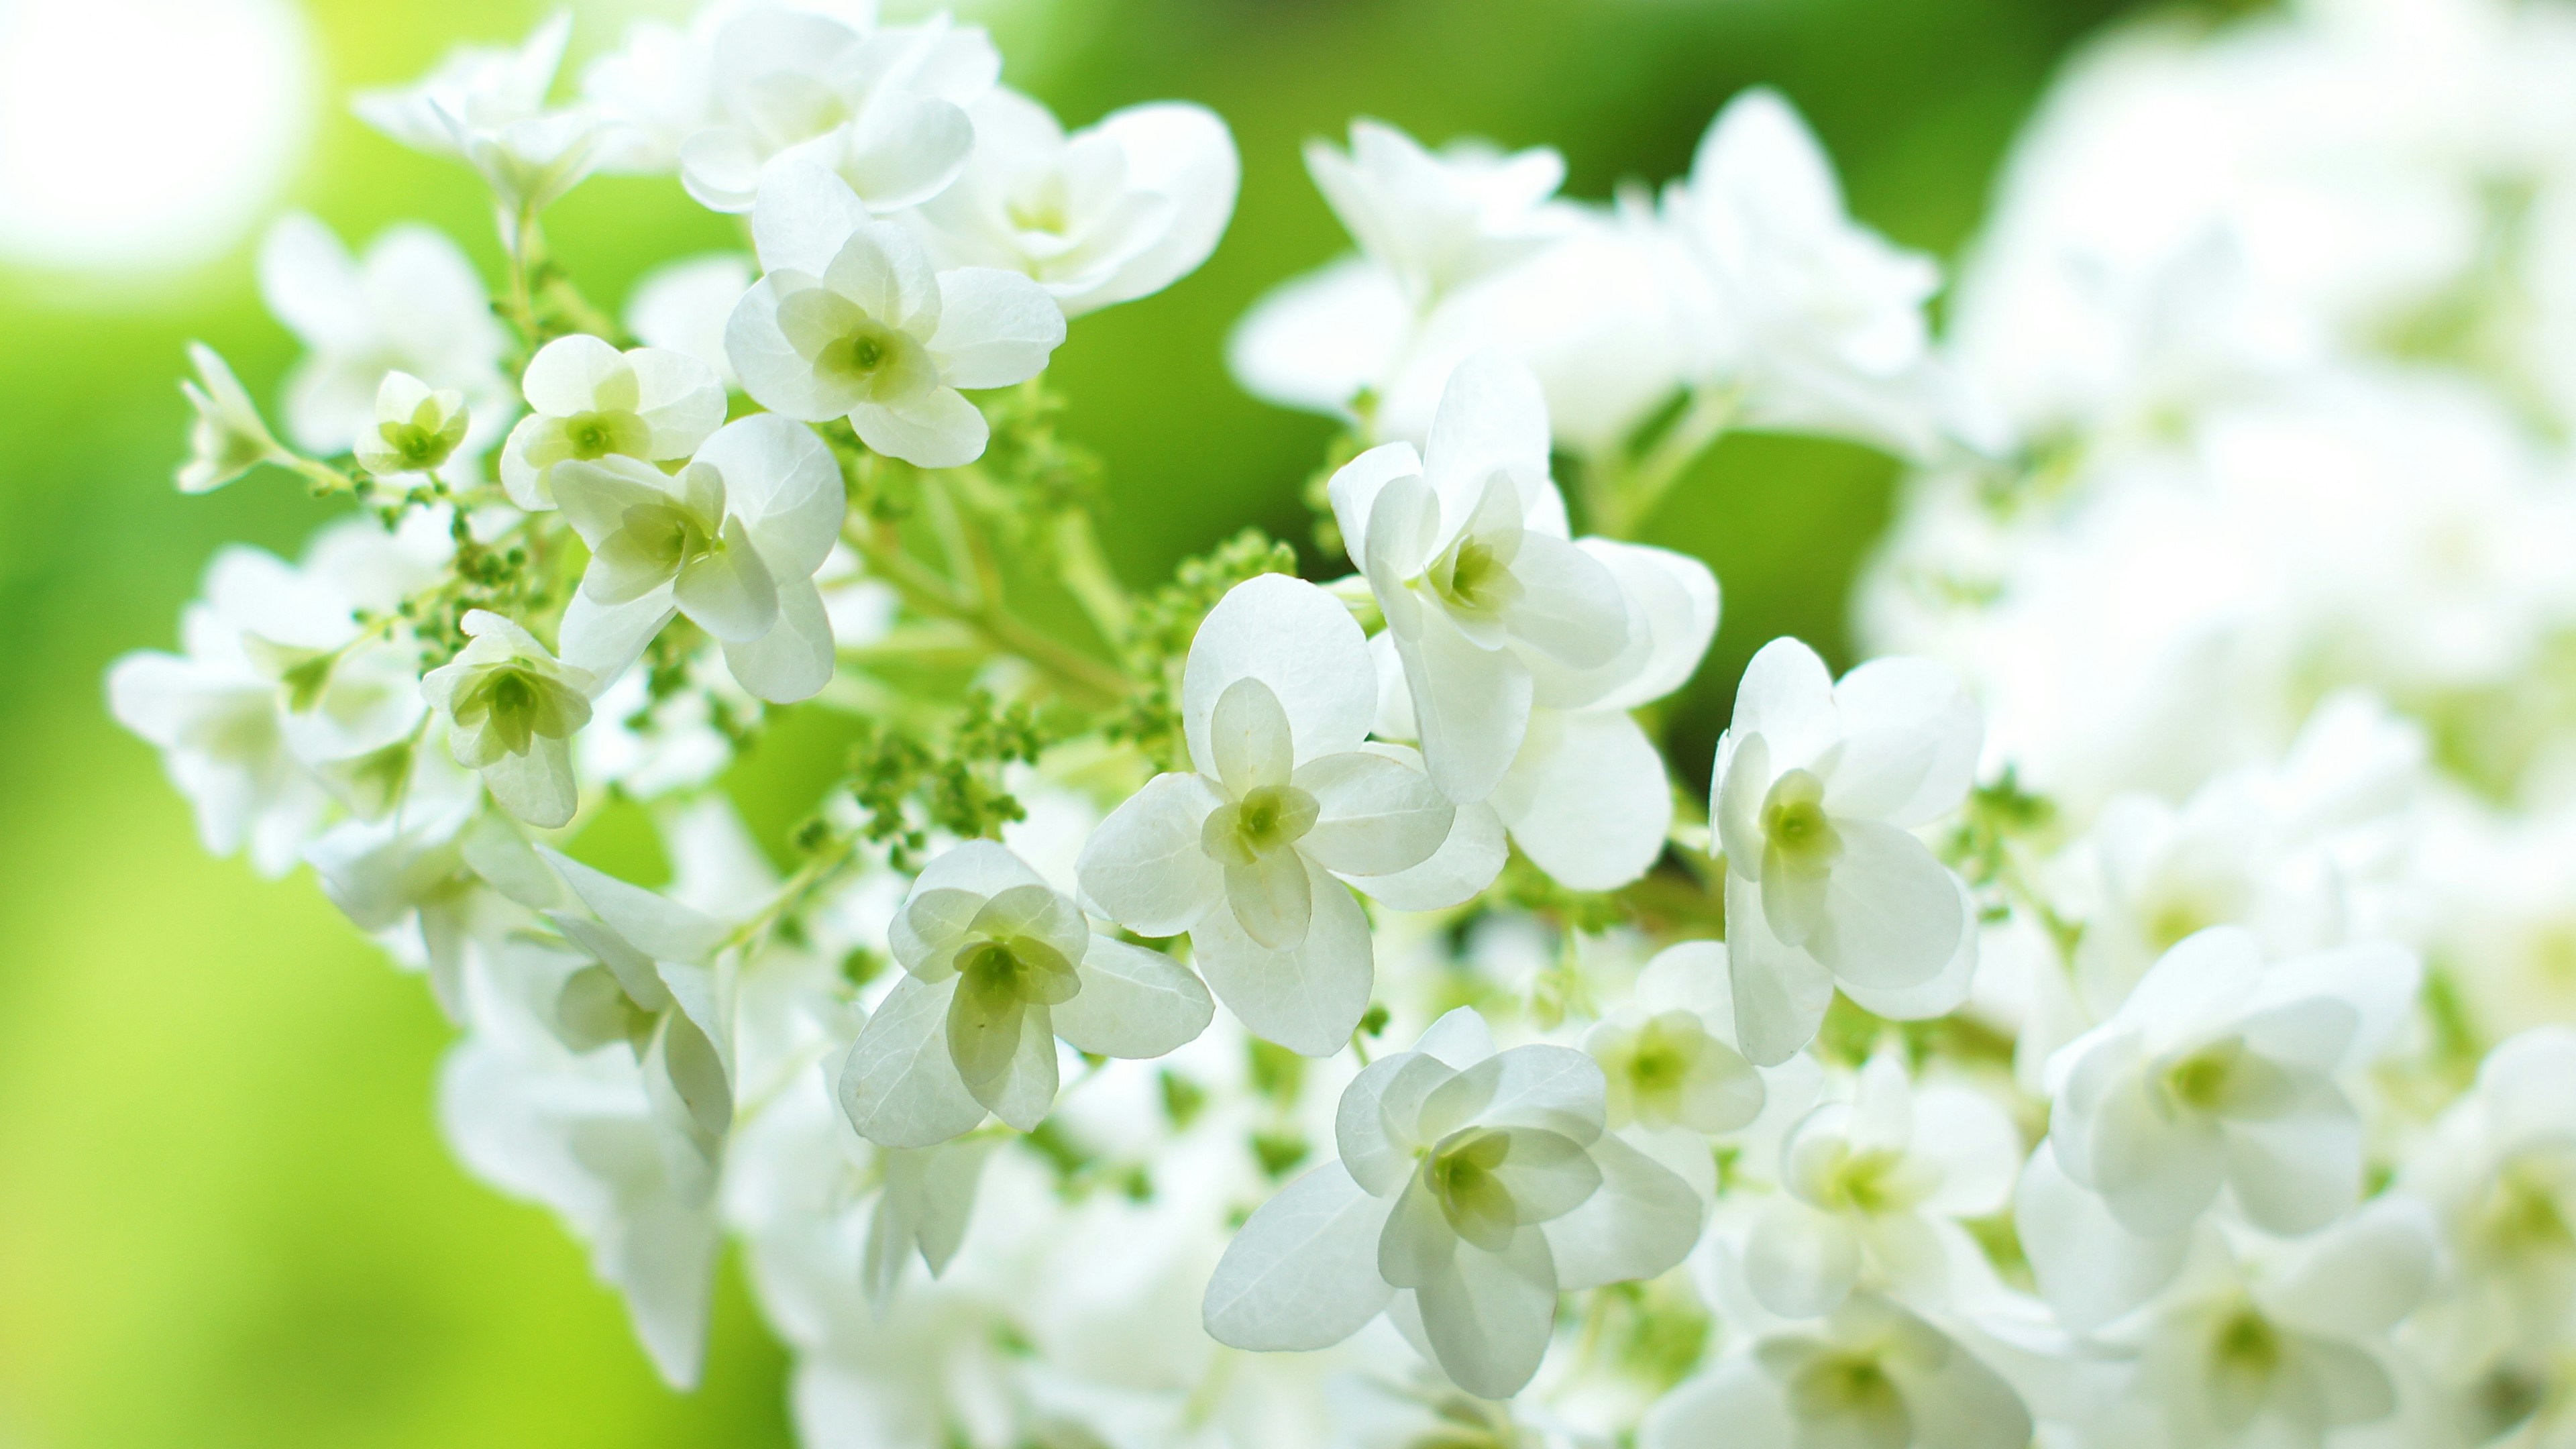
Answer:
[421, 610, 600, 830]
[352, 370, 469, 480]
[2402, 1028, 2576, 1373]
[1655, 88, 1952, 458]
[256, 213, 513, 489]
[553, 413, 845, 703]
[1585, 943, 1768, 1140]
[1328, 355, 1632, 804]
[352, 12, 612, 219]
[1711, 637, 1984, 1064]
[1077, 575, 1468, 1055]
[500, 333, 727, 511]
[908, 87, 1238, 319]
[625, 253, 755, 389]
[1203, 1008, 1701, 1399]
[175, 341, 291, 493]
[841, 841, 1212, 1146]
[729, 163, 1063, 468]
[661, 5, 998, 215]
[2037, 927, 2418, 1253]
[1642, 1293, 2032, 1449]
[1734, 1049, 2021, 1320]
[1305, 119, 1576, 311]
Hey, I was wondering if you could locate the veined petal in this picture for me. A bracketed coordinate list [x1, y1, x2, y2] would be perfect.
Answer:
[1414, 1230, 1560, 1399]
[1714, 731, 1772, 880]
[839, 975, 987, 1148]
[1397, 610, 1534, 806]
[2222, 1097, 2363, 1236]
[1181, 574, 1377, 779]
[1346, 792, 1506, 912]
[720, 578, 835, 704]
[1817, 657, 1980, 827]
[1744, 1197, 1862, 1318]
[2012, 1141, 2189, 1333]
[969, 1004, 1059, 1132]
[852, 387, 988, 469]
[698, 413, 845, 580]
[1295, 749, 1453, 877]
[1498, 531, 1631, 678]
[1543, 1132, 1703, 1289]
[1075, 771, 1226, 936]
[1326, 442, 1424, 576]
[1339, 1050, 1460, 1195]
[484, 734, 579, 829]
[1209, 676, 1297, 796]
[2086, 1059, 2226, 1237]
[750, 158, 874, 276]
[1193, 854, 1373, 1056]
[522, 333, 629, 417]
[728, 277, 849, 422]
[627, 347, 729, 459]
[1490, 710, 1672, 892]
[1421, 352, 1553, 528]
[674, 517, 782, 643]
[1053, 936, 1214, 1057]
[1378, 1171, 1458, 1288]
[1202, 1162, 1395, 1351]
[928, 268, 1065, 388]
[1419, 1044, 1605, 1146]
[1223, 848, 1313, 952]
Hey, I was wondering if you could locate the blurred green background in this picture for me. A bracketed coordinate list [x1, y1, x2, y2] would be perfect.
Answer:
[0, 0, 2151, 1442]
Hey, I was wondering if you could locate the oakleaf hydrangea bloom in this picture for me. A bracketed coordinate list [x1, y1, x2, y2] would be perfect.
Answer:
[176, 342, 290, 493]
[1328, 354, 1633, 803]
[1711, 637, 1984, 1063]
[729, 164, 1065, 468]
[667, 7, 999, 215]
[840, 841, 1213, 1147]
[1585, 943, 1768, 1139]
[1305, 120, 1575, 311]
[555, 413, 846, 703]
[1642, 1293, 2031, 1449]
[1737, 1049, 2019, 1318]
[352, 11, 610, 220]
[1201, 1008, 1700, 1398]
[2402, 1028, 2576, 1374]
[353, 370, 470, 480]
[1077, 574, 1469, 1055]
[908, 88, 1239, 318]
[422, 610, 600, 829]
[502, 333, 728, 510]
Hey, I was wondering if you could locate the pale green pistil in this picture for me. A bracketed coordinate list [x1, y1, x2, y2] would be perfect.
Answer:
[1821, 1147, 1923, 1216]
[1427, 1128, 1519, 1251]
[1432, 535, 1521, 616]
[1786, 1351, 1909, 1449]
[946, 935, 1081, 1088]
[561, 409, 644, 462]
[621, 502, 719, 571]
[1203, 784, 1320, 865]
[1761, 769, 1841, 866]
[455, 665, 587, 756]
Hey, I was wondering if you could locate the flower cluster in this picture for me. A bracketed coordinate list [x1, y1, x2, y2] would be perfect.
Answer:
[109, 3, 2576, 1448]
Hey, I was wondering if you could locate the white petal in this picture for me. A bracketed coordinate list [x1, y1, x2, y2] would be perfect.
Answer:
[750, 159, 873, 276]
[1713, 731, 1772, 879]
[697, 413, 845, 580]
[1819, 657, 1980, 826]
[1731, 637, 1839, 771]
[1295, 750, 1454, 878]
[559, 590, 676, 685]
[1419, 1044, 1605, 1145]
[1181, 574, 1377, 779]
[837, 975, 987, 1147]
[928, 268, 1066, 388]
[2260, 1194, 2436, 1336]
[1544, 1132, 1703, 1289]
[541, 847, 731, 963]
[2084, 1058, 2226, 1237]
[1806, 819, 1966, 991]
[1422, 352, 1552, 526]
[1744, 1197, 1862, 1318]
[522, 333, 628, 417]
[1085, 102, 1240, 310]
[727, 277, 845, 422]
[1338, 1050, 1460, 1195]
[1911, 1084, 2021, 1219]
[1202, 1162, 1395, 1351]
[1490, 709, 1672, 892]
[1347, 792, 1506, 912]
[674, 517, 782, 642]
[1395, 610, 1534, 806]
[1588, 541, 1721, 712]
[1415, 1006, 1500, 1069]
[1724, 873, 1836, 1067]
[1210, 675, 1297, 795]
[1227, 256, 1410, 420]
[2012, 1140, 2188, 1333]
[484, 734, 579, 829]
[2222, 1098, 2363, 1236]
[1193, 854, 1374, 1056]
[1640, 1357, 1792, 1449]
[1414, 1230, 1559, 1399]
[1074, 771, 1226, 936]
[1053, 936, 1214, 1057]
[721, 579, 835, 704]
[1499, 531, 1631, 680]
[1835, 874, 1979, 1022]
[835, 91, 977, 213]
[852, 387, 988, 468]
[1326, 441, 1425, 577]
[971, 1004, 1059, 1132]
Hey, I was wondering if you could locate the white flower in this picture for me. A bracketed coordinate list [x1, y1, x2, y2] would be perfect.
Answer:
[1585, 943, 1769, 1140]
[304, 768, 504, 1018]
[670, 6, 999, 215]
[2040, 926, 2420, 1244]
[1075, 574, 1470, 1055]
[1327, 354, 1635, 804]
[728, 163, 1065, 468]
[1737, 1049, 2021, 1319]
[625, 253, 755, 388]
[421, 610, 600, 829]
[906, 87, 1238, 318]
[1641, 1293, 2032, 1449]
[2399, 1027, 2576, 1365]
[351, 11, 610, 218]
[1654, 89, 1952, 458]
[107, 522, 445, 872]
[1201, 1008, 1701, 1399]
[175, 341, 290, 493]
[352, 370, 469, 480]
[1371, 535, 1718, 890]
[1305, 119, 1576, 311]
[839, 840, 1214, 1147]
[500, 333, 728, 509]
[256, 213, 513, 488]
[1710, 637, 1984, 1064]
[553, 412, 847, 703]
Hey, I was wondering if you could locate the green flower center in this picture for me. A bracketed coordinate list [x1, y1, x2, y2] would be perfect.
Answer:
[1428, 1128, 1518, 1248]
[1432, 534, 1521, 616]
[561, 409, 645, 462]
[455, 664, 588, 757]
[1785, 1350, 1909, 1449]
[1204, 783, 1320, 865]
[1761, 768, 1840, 866]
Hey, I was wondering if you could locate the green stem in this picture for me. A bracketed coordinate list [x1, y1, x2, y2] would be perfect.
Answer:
[841, 518, 1131, 706]
[1595, 386, 1739, 539]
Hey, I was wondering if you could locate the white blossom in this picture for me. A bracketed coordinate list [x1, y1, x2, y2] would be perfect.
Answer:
[841, 841, 1214, 1147]
[728, 162, 1064, 468]
[352, 370, 469, 480]
[421, 610, 600, 830]
[500, 333, 727, 510]
[1642, 1293, 2033, 1449]
[174, 341, 290, 493]
[1711, 637, 1984, 1064]
[1202, 1008, 1701, 1399]
[351, 11, 612, 219]
[1077, 574, 1471, 1055]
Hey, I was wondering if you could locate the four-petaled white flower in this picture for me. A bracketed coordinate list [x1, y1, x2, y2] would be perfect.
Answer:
[1738, 1049, 2021, 1319]
[1304, 119, 1576, 311]
[1711, 636, 1984, 1065]
[501, 333, 729, 510]
[354, 370, 470, 480]
[671, 7, 999, 215]
[839, 841, 1214, 1148]
[352, 11, 612, 219]
[1642, 1293, 2032, 1449]
[422, 610, 601, 830]
[729, 164, 1066, 468]
[2039, 926, 2421, 1245]
[256, 212, 513, 488]
[906, 87, 1239, 318]
[1076, 574, 1473, 1055]
[175, 341, 290, 494]
[1655, 88, 1951, 458]
[1201, 1007, 1701, 1399]
[1585, 941, 1769, 1139]
[552, 413, 847, 704]
[1328, 354, 1634, 804]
